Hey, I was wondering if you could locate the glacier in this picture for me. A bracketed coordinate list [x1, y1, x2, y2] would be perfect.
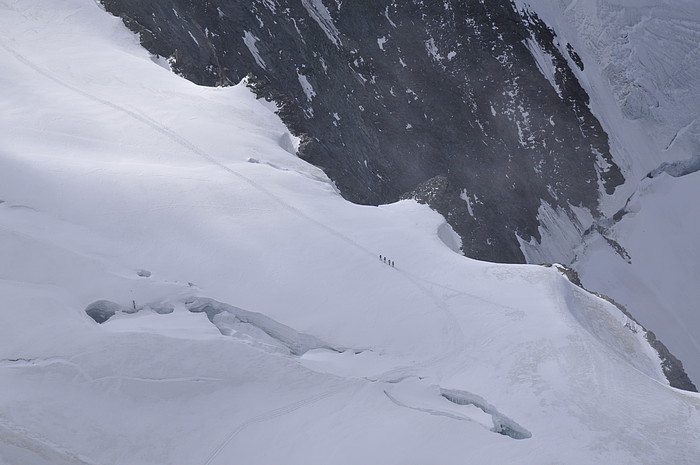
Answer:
[1, 1, 699, 464]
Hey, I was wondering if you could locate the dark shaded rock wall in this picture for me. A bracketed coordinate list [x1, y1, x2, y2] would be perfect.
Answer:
[100, 0, 623, 263]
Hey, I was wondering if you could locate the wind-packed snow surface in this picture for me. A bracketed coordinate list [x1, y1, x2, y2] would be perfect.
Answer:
[514, 0, 700, 384]
[1, 1, 699, 464]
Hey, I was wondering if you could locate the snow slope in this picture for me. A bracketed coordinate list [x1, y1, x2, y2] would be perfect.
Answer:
[515, 0, 700, 384]
[1, 1, 699, 464]
[576, 171, 700, 386]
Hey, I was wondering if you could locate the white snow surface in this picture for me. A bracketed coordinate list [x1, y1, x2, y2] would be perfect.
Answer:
[242, 31, 267, 70]
[523, 37, 562, 98]
[300, 0, 341, 47]
[1, 1, 700, 464]
[297, 72, 316, 101]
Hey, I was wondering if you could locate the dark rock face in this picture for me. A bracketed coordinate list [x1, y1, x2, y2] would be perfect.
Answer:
[646, 330, 698, 392]
[100, 0, 623, 263]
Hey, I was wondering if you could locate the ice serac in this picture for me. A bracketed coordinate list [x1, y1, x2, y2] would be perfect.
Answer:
[99, 0, 622, 263]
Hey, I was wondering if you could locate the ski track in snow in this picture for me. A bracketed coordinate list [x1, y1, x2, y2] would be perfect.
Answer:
[0, 416, 100, 465]
[202, 382, 350, 465]
[366, 271, 465, 382]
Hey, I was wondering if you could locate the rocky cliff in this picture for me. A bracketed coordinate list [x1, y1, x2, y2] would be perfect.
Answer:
[100, 0, 624, 263]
